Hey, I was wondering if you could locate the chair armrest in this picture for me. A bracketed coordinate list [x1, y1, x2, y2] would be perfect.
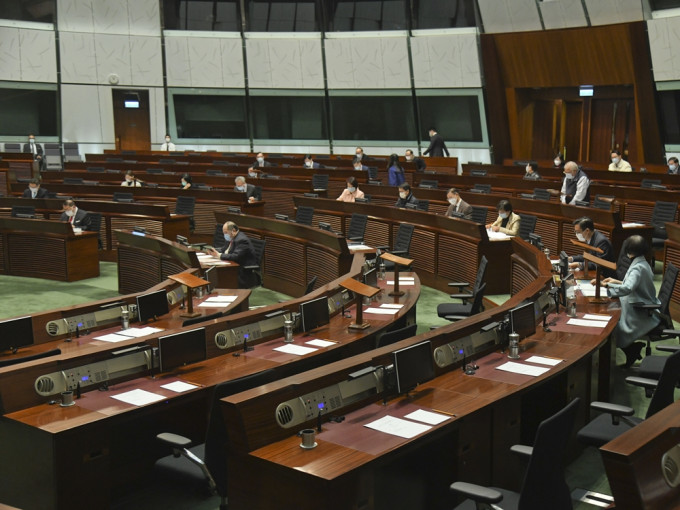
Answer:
[157, 432, 193, 448]
[447, 281, 470, 289]
[243, 265, 260, 270]
[625, 376, 659, 390]
[449, 293, 473, 302]
[590, 401, 635, 417]
[449, 482, 502, 504]
[443, 315, 468, 321]
[633, 303, 661, 310]
[390, 250, 407, 256]
[375, 245, 390, 251]
[510, 445, 533, 459]
[656, 344, 680, 353]
[661, 329, 680, 338]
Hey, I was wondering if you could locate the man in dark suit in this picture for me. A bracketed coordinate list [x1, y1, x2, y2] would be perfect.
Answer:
[568, 216, 615, 277]
[234, 176, 261, 203]
[445, 188, 473, 219]
[22, 134, 44, 170]
[423, 127, 449, 157]
[207, 221, 258, 288]
[60, 199, 91, 231]
[405, 149, 427, 171]
[304, 154, 321, 169]
[252, 152, 273, 169]
[22, 178, 48, 199]
[394, 183, 418, 208]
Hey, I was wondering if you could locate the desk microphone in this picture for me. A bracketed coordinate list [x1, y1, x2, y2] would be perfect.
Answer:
[243, 333, 253, 352]
[542, 310, 552, 332]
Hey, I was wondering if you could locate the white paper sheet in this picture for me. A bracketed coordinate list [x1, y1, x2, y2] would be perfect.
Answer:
[386, 281, 415, 286]
[582, 314, 611, 322]
[622, 222, 644, 228]
[380, 304, 404, 309]
[404, 409, 451, 425]
[111, 389, 166, 406]
[273, 344, 318, 356]
[305, 339, 336, 348]
[204, 295, 237, 302]
[567, 318, 608, 328]
[496, 361, 551, 377]
[364, 415, 432, 439]
[525, 355, 563, 366]
[364, 307, 400, 315]
[487, 230, 511, 240]
[198, 302, 230, 308]
[577, 284, 608, 297]
[161, 381, 199, 393]
[118, 326, 163, 337]
[93, 333, 131, 343]
[348, 244, 371, 250]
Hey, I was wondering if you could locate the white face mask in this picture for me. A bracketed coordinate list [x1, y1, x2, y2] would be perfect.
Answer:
[669, 164, 677, 172]
[612, 157, 620, 165]
[236, 185, 245, 192]
[554, 159, 560, 166]
[348, 186, 356, 193]
[248, 171, 258, 178]
[448, 197, 457, 205]
[499, 212, 508, 220]
[181, 180, 187, 187]
[65, 209, 74, 217]
[355, 153, 362, 160]
[564, 173, 573, 180]
[257, 157, 264, 165]
[575, 232, 586, 242]
[305, 161, 313, 168]
[525, 166, 531, 173]
[405, 155, 413, 162]
[165, 138, 170, 143]
[399, 191, 407, 199]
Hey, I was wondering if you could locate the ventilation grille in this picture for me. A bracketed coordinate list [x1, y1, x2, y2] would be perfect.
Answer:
[275, 403, 294, 427]
[35, 376, 56, 395]
[215, 332, 228, 349]
[664, 452, 680, 487]
[46, 321, 60, 336]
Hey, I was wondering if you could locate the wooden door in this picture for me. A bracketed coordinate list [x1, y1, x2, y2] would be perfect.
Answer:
[112, 89, 151, 152]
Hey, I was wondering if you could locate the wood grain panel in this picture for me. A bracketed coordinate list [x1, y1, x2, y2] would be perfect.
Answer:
[664, 245, 680, 314]
[262, 190, 297, 219]
[110, 218, 162, 248]
[265, 236, 304, 284]
[313, 212, 342, 232]
[363, 219, 389, 248]
[409, 229, 436, 274]
[511, 258, 535, 296]
[117, 246, 161, 294]
[437, 234, 477, 284]
[8, 234, 66, 280]
[306, 246, 338, 288]
[161, 259, 189, 281]
[534, 218, 560, 256]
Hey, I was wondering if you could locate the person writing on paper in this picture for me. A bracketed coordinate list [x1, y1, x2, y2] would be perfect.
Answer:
[597, 235, 659, 368]
[206, 221, 258, 288]
[486, 200, 520, 236]
[337, 176, 364, 202]
[568, 217, 614, 276]
[60, 199, 91, 231]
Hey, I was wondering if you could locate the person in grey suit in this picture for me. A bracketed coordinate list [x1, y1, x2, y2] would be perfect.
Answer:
[60, 199, 91, 230]
[423, 127, 449, 157]
[601, 235, 660, 367]
[234, 176, 261, 203]
[445, 188, 473, 219]
[304, 154, 321, 169]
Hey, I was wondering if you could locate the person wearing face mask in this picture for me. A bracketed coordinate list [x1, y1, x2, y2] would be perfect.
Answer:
[352, 157, 369, 172]
[180, 173, 192, 190]
[553, 153, 565, 169]
[60, 199, 91, 230]
[23, 134, 44, 171]
[394, 183, 417, 208]
[22, 178, 48, 199]
[234, 176, 260, 203]
[121, 170, 142, 187]
[486, 200, 521, 236]
[423, 127, 449, 157]
[251, 152, 273, 170]
[337, 177, 365, 203]
[405, 149, 427, 172]
[206, 221, 258, 288]
[598, 235, 658, 367]
[159, 135, 176, 152]
[608, 149, 632, 172]
[387, 153, 406, 187]
[523, 162, 541, 180]
[568, 217, 614, 275]
[303, 154, 321, 169]
[667, 157, 679, 175]
[355, 147, 372, 161]
[445, 188, 473, 219]
[559, 161, 590, 204]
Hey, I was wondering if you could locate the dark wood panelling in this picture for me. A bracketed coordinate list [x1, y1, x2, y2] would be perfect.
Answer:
[8, 234, 66, 280]
[306, 246, 338, 288]
[437, 234, 477, 285]
[264, 236, 304, 285]
[511, 257, 535, 296]
[118, 246, 161, 294]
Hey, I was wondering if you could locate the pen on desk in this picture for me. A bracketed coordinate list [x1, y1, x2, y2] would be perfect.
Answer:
[432, 409, 457, 417]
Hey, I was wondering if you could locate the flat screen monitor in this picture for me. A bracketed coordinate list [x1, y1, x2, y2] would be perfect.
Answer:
[300, 296, 330, 332]
[204, 266, 218, 293]
[363, 267, 378, 288]
[392, 340, 435, 395]
[509, 301, 536, 340]
[136, 290, 169, 323]
[559, 251, 569, 278]
[158, 327, 206, 373]
[0, 316, 34, 353]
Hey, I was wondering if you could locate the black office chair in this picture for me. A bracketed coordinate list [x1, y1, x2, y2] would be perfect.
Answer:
[175, 196, 196, 232]
[436, 282, 486, 321]
[376, 323, 418, 348]
[155, 370, 276, 510]
[470, 207, 488, 225]
[419, 179, 438, 189]
[451, 398, 580, 510]
[244, 238, 266, 287]
[312, 174, 328, 191]
[305, 276, 318, 295]
[294, 206, 314, 226]
[367, 167, 379, 180]
[444, 255, 488, 305]
[212, 224, 226, 251]
[11, 205, 36, 218]
[473, 183, 491, 194]
[376, 223, 415, 271]
[113, 192, 134, 203]
[650, 201, 678, 256]
[347, 213, 368, 243]
[518, 214, 537, 241]
[87, 212, 103, 248]
[577, 350, 680, 449]
[615, 241, 633, 281]
[533, 188, 551, 201]
[416, 199, 429, 212]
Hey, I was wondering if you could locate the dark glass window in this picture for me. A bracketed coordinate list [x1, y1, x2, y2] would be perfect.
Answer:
[0, 88, 57, 137]
[326, 0, 407, 31]
[246, 0, 319, 31]
[413, 0, 476, 29]
[0, 0, 55, 23]
[330, 95, 415, 141]
[658, 90, 680, 145]
[417, 95, 482, 143]
[648, 0, 680, 10]
[163, 0, 241, 31]
[172, 94, 247, 139]
[251, 95, 327, 139]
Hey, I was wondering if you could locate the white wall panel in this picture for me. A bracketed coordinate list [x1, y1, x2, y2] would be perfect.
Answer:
[18, 29, 57, 82]
[58, 0, 161, 35]
[191, 37, 230, 88]
[245, 39, 273, 88]
[129, 37, 163, 86]
[411, 32, 481, 88]
[585, 0, 643, 25]
[127, 0, 160, 36]
[57, 0, 94, 32]
[0, 27, 22, 81]
[59, 31, 97, 83]
[92, 1, 129, 34]
[246, 37, 323, 89]
[61, 84, 104, 143]
[150, 87, 167, 148]
[221, 38, 246, 88]
[478, 0, 541, 34]
[648, 17, 680, 82]
[539, 0, 588, 30]
[164, 37, 192, 87]
[95, 34, 132, 85]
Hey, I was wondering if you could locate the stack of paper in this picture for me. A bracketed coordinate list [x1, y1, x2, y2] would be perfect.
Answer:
[199, 295, 238, 307]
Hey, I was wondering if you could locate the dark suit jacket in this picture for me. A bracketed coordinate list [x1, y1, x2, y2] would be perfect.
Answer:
[413, 157, 427, 172]
[423, 134, 449, 157]
[22, 187, 49, 199]
[60, 208, 91, 230]
[234, 183, 261, 201]
[23, 142, 43, 159]
[446, 199, 473, 220]
[252, 160, 273, 168]
[219, 231, 258, 287]
[572, 230, 614, 276]
[395, 193, 418, 208]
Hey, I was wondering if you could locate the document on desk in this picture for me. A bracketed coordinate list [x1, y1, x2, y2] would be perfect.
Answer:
[380, 304, 404, 309]
[273, 344, 318, 356]
[364, 415, 432, 439]
[576, 282, 608, 297]
[117, 326, 164, 337]
[94, 332, 132, 342]
[566, 318, 608, 328]
[386, 280, 415, 285]
[112, 389, 166, 406]
[486, 229, 511, 240]
[582, 314, 611, 322]
[348, 244, 372, 251]
[161, 381, 199, 393]
[496, 361, 551, 377]
[204, 295, 237, 302]
[404, 409, 451, 426]
[305, 339, 336, 348]
[525, 355, 563, 366]
[622, 222, 644, 228]
[364, 307, 400, 315]
[198, 296, 238, 307]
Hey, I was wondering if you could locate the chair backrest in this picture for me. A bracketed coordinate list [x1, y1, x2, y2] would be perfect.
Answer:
[393, 223, 415, 253]
[518, 398, 580, 510]
[175, 195, 196, 215]
[594, 194, 615, 210]
[473, 183, 491, 194]
[347, 213, 368, 241]
[646, 350, 680, 419]
[250, 238, 266, 266]
[657, 262, 679, 320]
[615, 242, 633, 280]
[146, 167, 163, 174]
[87, 212, 102, 233]
[641, 178, 662, 189]
[312, 174, 328, 190]
[416, 199, 429, 212]
[367, 167, 378, 180]
[470, 206, 488, 225]
[470, 169, 487, 177]
[87, 166, 106, 173]
[4, 143, 21, 152]
[470, 282, 487, 315]
[377, 323, 418, 348]
[305, 276, 318, 294]
[518, 214, 537, 241]
[533, 188, 551, 201]
[651, 201, 678, 239]
[113, 192, 134, 202]
[212, 224, 226, 251]
[295, 206, 314, 226]
[419, 179, 438, 189]
[63, 177, 84, 185]
[159, 158, 176, 165]
[11, 205, 35, 218]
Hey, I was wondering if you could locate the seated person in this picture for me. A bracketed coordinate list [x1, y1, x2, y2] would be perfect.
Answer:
[394, 183, 417, 208]
[60, 199, 91, 231]
[355, 147, 372, 161]
[568, 216, 615, 276]
[304, 154, 321, 169]
[206, 221, 258, 288]
[608, 149, 632, 172]
[337, 177, 365, 202]
[486, 199, 521, 236]
[234, 176, 260, 203]
[445, 188, 473, 219]
[524, 162, 541, 180]
[353, 157, 369, 171]
[252, 152, 273, 169]
[405, 149, 426, 172]
[599, 235, 659, 367]
[22, 178, 48, 199]
[559, 161, 589, 204]
[180, 173, 192, 190]
[553, 153, 565, 169]
[668, 156, 679, 175]
[159, 134, 176, 152]
[121, 170, 142, 187]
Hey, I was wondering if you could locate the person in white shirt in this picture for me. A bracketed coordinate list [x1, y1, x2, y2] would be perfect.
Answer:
[159, 135, 176, 152]
[121, 170, 142, 187]
[608, 149, 632, 172]
[560, 161, 590, 204]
